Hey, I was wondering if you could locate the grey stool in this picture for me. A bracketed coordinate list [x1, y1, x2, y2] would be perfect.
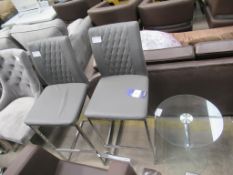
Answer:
[26, 35, 104, 161]
[25, 83, 103, 162]
[85, 21, 156, 162]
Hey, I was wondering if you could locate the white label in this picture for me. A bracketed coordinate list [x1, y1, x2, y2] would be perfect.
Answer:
[32, 51, 41, 58]
[131, 90, 142, 98]
[154, 108, 163, 117]
[185, 172, 199, 175]
[92, 36, 102, 44]
[15, 56, 20, 62]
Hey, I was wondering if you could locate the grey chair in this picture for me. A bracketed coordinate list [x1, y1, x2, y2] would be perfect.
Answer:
[26, 36, 103, 161]
[85, 21, 155, 162]
[0, 49, 41, 144]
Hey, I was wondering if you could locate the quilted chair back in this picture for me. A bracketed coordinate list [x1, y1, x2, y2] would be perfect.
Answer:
[88, 21, 147, 76]
[28, 36, 88, 85]
[0, 49, 41, 110]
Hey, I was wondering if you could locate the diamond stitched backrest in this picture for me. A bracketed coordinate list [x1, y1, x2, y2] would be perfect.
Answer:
[89, 21, 147, 76]
[0, 49, 41, 110]
[28, 36, 88, 85]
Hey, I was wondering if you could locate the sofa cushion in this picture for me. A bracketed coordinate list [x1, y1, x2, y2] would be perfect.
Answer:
[144, 46, 194, 64]
[195, 40, 233, 59]
[0, 97, 35, 144]
[10, 19, 68, 49]
[140, 30, 181, 50]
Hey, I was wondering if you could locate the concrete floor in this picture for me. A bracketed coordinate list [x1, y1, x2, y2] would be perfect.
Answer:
[1, 2, 231, 175]
[1, 116, 233, 175]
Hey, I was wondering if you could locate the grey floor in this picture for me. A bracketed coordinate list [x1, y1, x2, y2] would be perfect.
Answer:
[1, 2, 231, 175]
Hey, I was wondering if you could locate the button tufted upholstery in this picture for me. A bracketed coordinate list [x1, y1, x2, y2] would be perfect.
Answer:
[0, 49, 41, 143]
[88, 21, 147, 76]
[0, 49, 40, 110]
[28, 36, 88, 85]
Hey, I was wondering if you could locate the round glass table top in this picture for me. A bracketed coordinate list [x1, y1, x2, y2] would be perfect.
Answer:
[154, 95, 223, 148]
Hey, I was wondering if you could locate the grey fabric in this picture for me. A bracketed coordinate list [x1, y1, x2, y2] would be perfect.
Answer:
[28, 36, 88, 85]
[0, 97, 35, 144]
[85, 75, 148, 119]
[88, 21, 147, 76]
[0, 49, 41, 144]
[68, 16, 93, 70]
[25, 83, 87, 126]
[10, 19, 68, 50]
[0, 29, 20, 50]
[0, 49, 41, 111]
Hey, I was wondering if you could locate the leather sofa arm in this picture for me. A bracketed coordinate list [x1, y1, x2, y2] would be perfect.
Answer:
[195, 40, 233, 59]
[4, 145, 59, 175]
[138, 0, 194, 26]
[53, 0, 88, 22]
[87, 0, 140, 25]
[144, 46, 195, 64]
[107, 161, 137, 175]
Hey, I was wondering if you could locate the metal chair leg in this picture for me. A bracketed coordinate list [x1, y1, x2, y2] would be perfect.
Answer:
[144, 119, 156, 164]
[30, 126, 66, 159]
[88, 119, 106, 144]
[74, 124, 105, 164]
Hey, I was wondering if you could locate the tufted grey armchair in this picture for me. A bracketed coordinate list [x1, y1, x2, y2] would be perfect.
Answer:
[0, 49, 41, 144]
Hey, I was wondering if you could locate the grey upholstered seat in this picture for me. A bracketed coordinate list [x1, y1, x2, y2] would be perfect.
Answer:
[85, 21, 155, 161]
[25, 83, 87, 126]
[0, 49, 41, 144]
[85, 75, 148, 119]
[28, 36, 88, 85]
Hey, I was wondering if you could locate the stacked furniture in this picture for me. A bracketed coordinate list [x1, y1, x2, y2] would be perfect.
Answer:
[143, 39, 233, 116]
[138, 0, 195, 32]
[0, 16, 93, 70]
[204, 0, 233, 28]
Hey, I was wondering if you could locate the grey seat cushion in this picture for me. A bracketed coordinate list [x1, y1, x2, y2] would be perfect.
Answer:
[25, 83, 87, 126]
[0, 97, 35, 144]
[85, 75, 148, 120]
[10, 19, 68, 50]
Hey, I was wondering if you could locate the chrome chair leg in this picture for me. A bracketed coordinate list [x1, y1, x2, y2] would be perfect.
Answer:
[88, 119, 106, 144]
[144, 119, 156, 163]
[74, 124, 105, 164]
[30, 126, 66, 159]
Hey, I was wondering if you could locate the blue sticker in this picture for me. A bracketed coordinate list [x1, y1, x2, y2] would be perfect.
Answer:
[128, 89, 147, 99]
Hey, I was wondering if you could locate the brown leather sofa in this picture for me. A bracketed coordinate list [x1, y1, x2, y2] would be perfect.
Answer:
[4, 144, 137, 175]
[53, 0, 101, 22]
[144, 39, 233, 116]
[138, 0, 195, 32]
[204, 0, 233, 28]
[88, 0, 141, 26]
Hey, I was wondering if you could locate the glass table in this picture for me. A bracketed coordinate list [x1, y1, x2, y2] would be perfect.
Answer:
[154, 95, 224, 171]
